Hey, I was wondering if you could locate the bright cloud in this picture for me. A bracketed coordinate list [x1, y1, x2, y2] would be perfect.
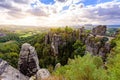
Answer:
[0, 0, 120, 26]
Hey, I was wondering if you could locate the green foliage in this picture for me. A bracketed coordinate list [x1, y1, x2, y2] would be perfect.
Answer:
[107, 34, 120, 80]
[65, 26, 73, 33]
[109, 34, 120, 56]
[50, 26, 73, 34]
[73, 40, 86, 56]
[0, 41, 20, 53]
[54, 54, 108, 80]
[1, 26, 120, 80]
[107, 53, 120, 80]
[55, 38, 120, 80]
[0, 33, 20, 42]
[0, 52, 19, 68]
[106, 28, 118, 36]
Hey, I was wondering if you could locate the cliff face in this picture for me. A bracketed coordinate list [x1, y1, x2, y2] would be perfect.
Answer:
[45, 33, 67, 56]
[44, 25, 113, 59]
[92, 25, 107, 36]
[0, 43, 51, 80]
[78, 25, 112, 59]
[18, 43, 40, 77]
[0, 59, 29, 80]
[51, 34, 62, 56]
[85, 36, 111, 59]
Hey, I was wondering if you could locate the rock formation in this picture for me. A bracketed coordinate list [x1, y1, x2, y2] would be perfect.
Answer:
[78, 26, 112, 59]
[115, 29, 120, 37]
[29, 69, 50, 80]
[85, 35, 111, 58]
[79, 27, 89, 43]
[85, 35, 101, 55]
[36, 69, 50, 80]
[0, 59, 29, 80]
[92, 25, 107, 36]
[51, 34, 62, 56]
[54, 63, 61, 71]
[45, 33, 51, 45]
[18, 43, 40, 77]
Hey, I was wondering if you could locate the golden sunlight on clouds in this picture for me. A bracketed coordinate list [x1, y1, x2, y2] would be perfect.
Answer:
[0, 0, 120, 26]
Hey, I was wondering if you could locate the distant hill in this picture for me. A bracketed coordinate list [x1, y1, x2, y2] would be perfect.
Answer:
[107, 25, 120, 28]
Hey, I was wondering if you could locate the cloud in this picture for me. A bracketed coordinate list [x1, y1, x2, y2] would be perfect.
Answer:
[56, 0, 67, 2]
[28, 8, 49, 17]
[13, 0, 28, 4]
[0, 1, 20, 11]
[0, 0, 120, 26]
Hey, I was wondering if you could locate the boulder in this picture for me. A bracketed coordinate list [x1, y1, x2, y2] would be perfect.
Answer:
[36, 69, 50, 80]
[18, 43, 40, 77]
[0, 59, 29, 80]
[54, 63, 61, 71]
[92, 25, 107, 36]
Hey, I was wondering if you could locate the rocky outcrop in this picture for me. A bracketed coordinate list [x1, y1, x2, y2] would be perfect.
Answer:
[0, 59, 29, 80]
[29, 69, 50, 80]
[36, 69, 50, 80]
[79, 27, 85, 34]
[115, 29, 120, 37]
[85, 35, 101, 55]
[51, 34, 63, 56]
[78, 26, 113, 59]
[92, 25, 107, 36]
[45, 33, 51, 45]
[98, 42, 111, 60]
[85, 35, 111, 57]
[18, 43, 40, 77]
[44, 25, 113, 61]
[79, 27, 89, 43]
[54, 63, 61, 71]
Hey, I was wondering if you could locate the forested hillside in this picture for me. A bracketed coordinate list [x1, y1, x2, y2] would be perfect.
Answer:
[0, 25, 120, 80]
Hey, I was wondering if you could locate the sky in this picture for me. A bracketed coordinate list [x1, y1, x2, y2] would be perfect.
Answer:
[0, 0, 120, 27]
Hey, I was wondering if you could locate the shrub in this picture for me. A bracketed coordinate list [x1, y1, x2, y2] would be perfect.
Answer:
[54, 54, 108, 80]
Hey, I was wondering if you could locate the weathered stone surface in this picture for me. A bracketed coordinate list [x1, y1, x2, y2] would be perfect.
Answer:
[98, 42, 111, 60]
[54, 63, 61, 71]
[29, 76, 36, 80]
[79, 27, 89, 43]
[18, 43, 40, 77]
[92, 25, 107, 36]
[77, 25, 113, 59]
[85, 34, 112, 59]
[45, 33, 51, 45]
[115, 29, 120, 37]
[36, 69, 50, 80]
[72, 30, 77, 41]
[51, 34, 62, 56]
[0, 59, 29, 80]
[79, 27, 85, 34]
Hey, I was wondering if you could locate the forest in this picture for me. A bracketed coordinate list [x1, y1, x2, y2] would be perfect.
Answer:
[0, 26, 120, 80]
